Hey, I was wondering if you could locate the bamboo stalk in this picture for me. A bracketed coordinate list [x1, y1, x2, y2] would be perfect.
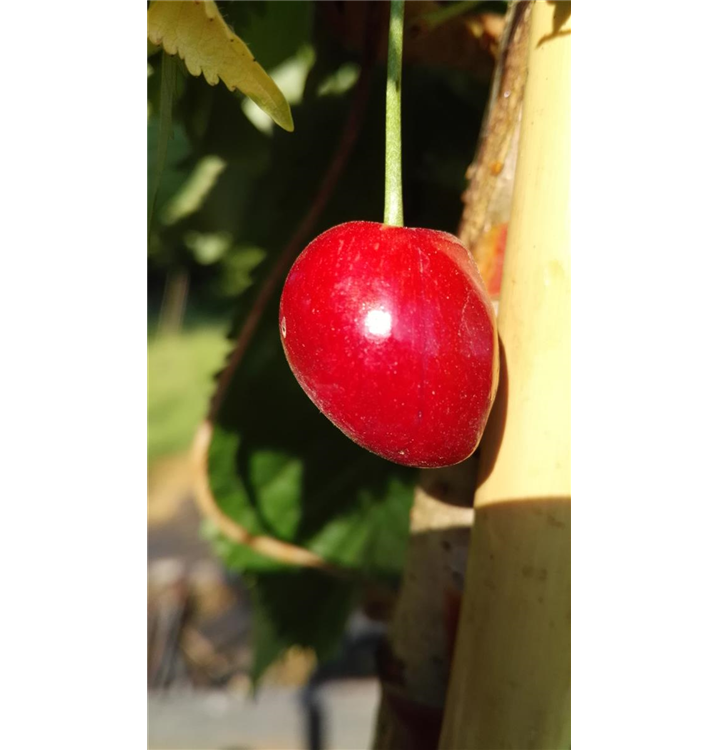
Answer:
[372, 7, 533, 747]
[439, 3, 571, 748]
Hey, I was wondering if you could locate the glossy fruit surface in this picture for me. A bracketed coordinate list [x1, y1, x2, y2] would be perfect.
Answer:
[279, 221, 498, 468]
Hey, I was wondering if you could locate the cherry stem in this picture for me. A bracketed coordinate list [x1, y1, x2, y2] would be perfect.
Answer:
[384, 0, 405, 227]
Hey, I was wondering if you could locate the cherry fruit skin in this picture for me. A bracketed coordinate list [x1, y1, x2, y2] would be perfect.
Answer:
[279, 221, 498, 468]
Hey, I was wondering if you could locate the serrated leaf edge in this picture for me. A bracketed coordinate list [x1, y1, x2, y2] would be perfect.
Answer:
[147, 0, 294, 132]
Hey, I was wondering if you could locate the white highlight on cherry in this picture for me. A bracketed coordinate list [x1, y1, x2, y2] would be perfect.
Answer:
[364, 308, 392, 338]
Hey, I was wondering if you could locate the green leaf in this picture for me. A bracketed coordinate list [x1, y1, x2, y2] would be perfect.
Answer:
[219, 246, 267, 296]
[248, 450, 304, 539]
[248, 569, 358, 684]
[147, 0, 294, 132]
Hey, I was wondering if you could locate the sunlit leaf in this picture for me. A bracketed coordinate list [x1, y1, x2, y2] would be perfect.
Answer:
[147, 0, 294, 132]
[241, 45, 315, 134]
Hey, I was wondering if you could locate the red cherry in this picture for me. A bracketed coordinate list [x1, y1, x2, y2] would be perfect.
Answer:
[279, 221, 498, 468]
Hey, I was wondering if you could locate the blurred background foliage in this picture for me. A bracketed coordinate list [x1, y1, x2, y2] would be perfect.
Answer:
[148, 0, 503, 681]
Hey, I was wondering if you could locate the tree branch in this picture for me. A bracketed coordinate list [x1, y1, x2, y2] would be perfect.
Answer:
[459, 1, 531, 268]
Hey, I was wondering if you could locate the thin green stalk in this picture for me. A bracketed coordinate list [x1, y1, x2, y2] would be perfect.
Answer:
[149, 52, 176, 232]
[384, 0, 404, 227]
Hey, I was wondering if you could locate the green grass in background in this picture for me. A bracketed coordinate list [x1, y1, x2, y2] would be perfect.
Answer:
[148, 325, 231, 466]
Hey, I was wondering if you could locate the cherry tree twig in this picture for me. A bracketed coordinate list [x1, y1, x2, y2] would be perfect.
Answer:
[192, 422, 344, 573]
[459, 0, 531, 259]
